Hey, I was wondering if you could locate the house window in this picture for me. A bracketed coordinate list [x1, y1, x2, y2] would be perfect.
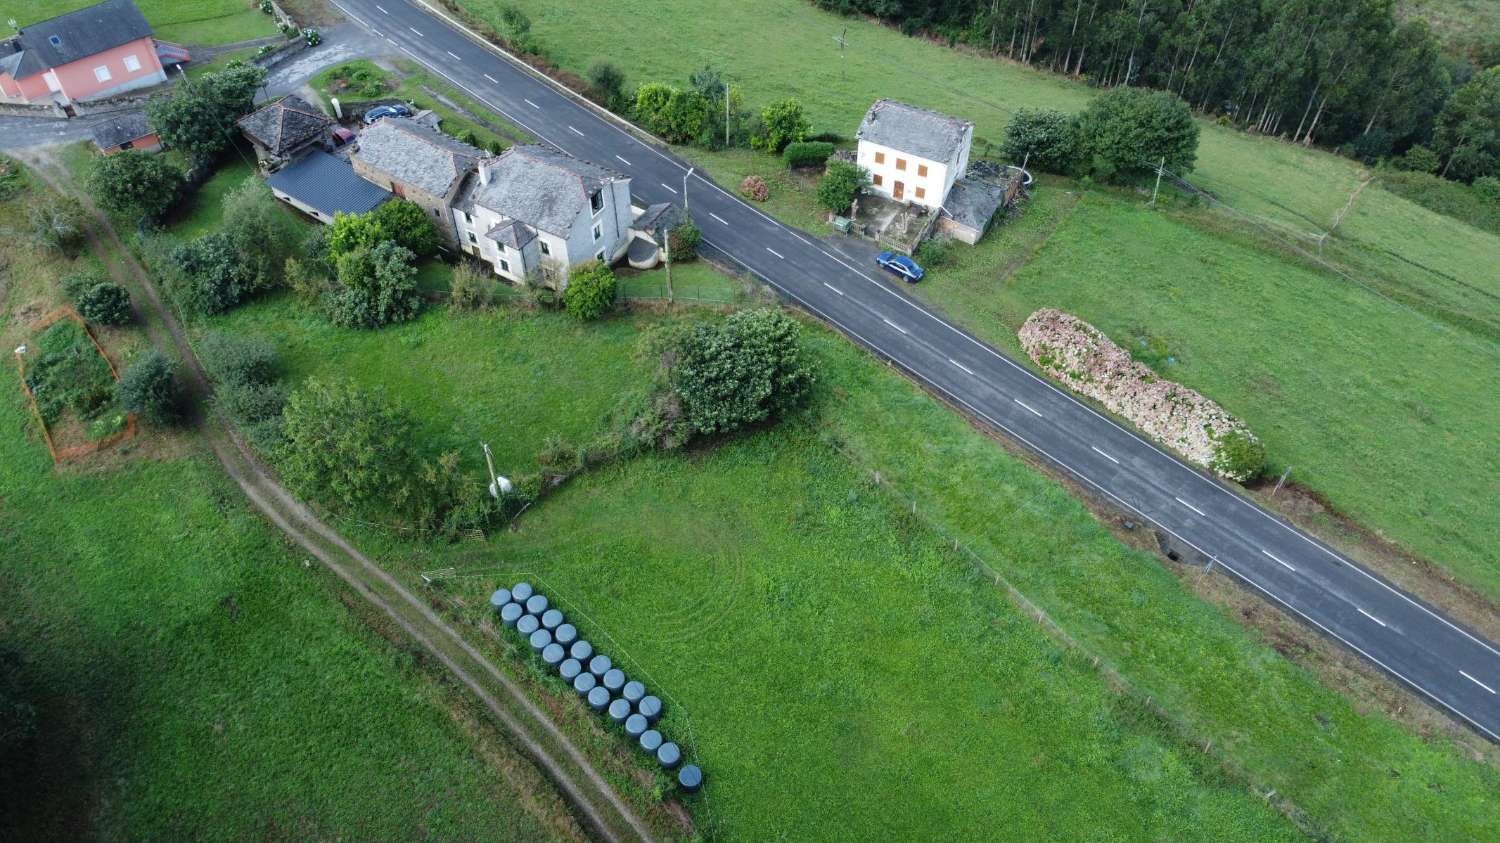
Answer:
[500, 258, 510, 273]
[123, 54, 141, 73]
[592, 223, 602, 241]
[468, 231, 477, 244]
[463, 211, 472, 223]
[48, 35, 61, 48]
[590, 190, 603, 214]
[872, 174, 883, 186]
[595, 250, 605, 262]
[896, 157, 906, 171]
[94, 65, 112, 83]
[917, 163, 928, 177]
[915, 186, 926, 200]
[120, 140, 134, 151]
[432, 207, 440, 217]
[874, 151, 885, 165]
[539, 240, 550, 256]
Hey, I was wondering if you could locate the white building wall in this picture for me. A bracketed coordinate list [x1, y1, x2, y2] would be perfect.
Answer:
[856, 139, 948, 209]
[454, 175, 634, 289]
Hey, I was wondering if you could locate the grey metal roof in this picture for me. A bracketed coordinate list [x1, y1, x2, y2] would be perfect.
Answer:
[466, 144, 625, 236]
[632, 202, 682, 235]
[353, 117, 484, 198]
[90, 110, 152, 149]
[486, 219, 535, 250]
[268, 149, 391, 218]
[237, 95, 333, 156]
[940, 177, 1006, 232]
[2, 0, 153, 80]
[857, 99, 972, 163]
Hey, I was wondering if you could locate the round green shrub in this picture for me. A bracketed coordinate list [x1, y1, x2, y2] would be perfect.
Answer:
[116, 350, 181, 426]
[1211, 431, 1267, 483]
[1001, 108, 1081, 175]
[1474, 176, 1500, 205]
[76, 282, 132, 326]
[562, 261, 617, 321]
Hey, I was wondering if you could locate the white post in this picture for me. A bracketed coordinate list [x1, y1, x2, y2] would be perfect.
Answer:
[683, 167, 694, 216]
[1150, 157, 1165, 205]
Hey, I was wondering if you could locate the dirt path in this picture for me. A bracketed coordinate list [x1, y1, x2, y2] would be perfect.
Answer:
[21, 149, 659, 843]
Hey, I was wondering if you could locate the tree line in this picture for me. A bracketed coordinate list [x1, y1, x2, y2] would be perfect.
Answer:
[815, 0, 1500, 182]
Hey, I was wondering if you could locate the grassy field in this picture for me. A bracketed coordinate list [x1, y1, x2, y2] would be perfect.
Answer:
[447, 0, 1500, 600]
[1399, 0, 1500, 57]
[0, 0, 280, 48]
[0, 157, 579, 841]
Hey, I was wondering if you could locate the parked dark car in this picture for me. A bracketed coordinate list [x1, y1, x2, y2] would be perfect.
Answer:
[362, 104, 413, 125]
[330, 126, 357, 147]
[876, 250, 925, 283]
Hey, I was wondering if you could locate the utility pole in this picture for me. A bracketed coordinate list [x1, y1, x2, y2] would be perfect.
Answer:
[725, 82, 731, 149]
[833, 28, 848, 83]
[661, 221, 673, 303]
[1150, 157, 1165, 205]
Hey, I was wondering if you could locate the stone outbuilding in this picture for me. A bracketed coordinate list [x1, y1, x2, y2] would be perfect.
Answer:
[350, 116, 485, 246]
[89, 109, 158, 153]
[237, 94, 335, 172]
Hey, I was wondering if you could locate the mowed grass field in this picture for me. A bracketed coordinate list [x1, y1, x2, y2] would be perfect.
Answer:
[0, 1, 279, 47]
[452, 0, 1500, 598]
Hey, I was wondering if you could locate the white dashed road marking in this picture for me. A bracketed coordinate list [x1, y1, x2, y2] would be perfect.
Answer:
[709, 212, 729, 225]
[524, 98, 540, 108]
[1091, 446, 1119, 465]
[568, 125, 584, 136]
[1262, 549, 1297, 572]
[1461, 671, 1497, 694]
[615, 155, 631, 166]
[447, 50, 462, 60]
[376, 4, 388, 12]
[823, 283, 843, 295]
[1014, 398, 1042, 417]
[882, 318, 907, 335]
[483, 73, 498, 83]
[1358, 608, 1388, 627]
[1175, 497, 1206, 517]
[409, 26, 423, 36]
[949, 359, 974, 376]
[766, 247, 784, 259]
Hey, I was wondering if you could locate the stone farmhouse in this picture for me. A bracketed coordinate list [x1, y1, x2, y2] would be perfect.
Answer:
[351, 117, 486, 247]
[0, 0, 174, 110]
[856, 99, 973, 210]
[238, 94, 337, 172]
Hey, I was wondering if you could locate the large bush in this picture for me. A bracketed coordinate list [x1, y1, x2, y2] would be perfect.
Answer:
[633, 82, 712, 144]
[816, 160, 868, 213]
[1077, 87, 1199, 180]
[29, 196, 87, 257]
[1476, 175, 1500, 205]
[562, 261, 617, 321]
[280, 378, 418, 511]
[783, 141, 835, 169]
[326, 199, 440, 261]
[740, 174, 770, 201]
[145, 62, 266, 164]
[329, 241, 422, 328]
[199, 331, 284, 448]
[588, 60, 627, 111]
[1211, 431, 1267, 483]
[1396, 144, 1441, 173]
[667, 308, 815, 438]
[170, 232, 250, 314]
[1001, 108, 1081, 174]
[87, 151, 184, 221]
[223, 177, 295, 290]
[668, 220, 701, 261]
[117, 350, 181, 426]
[198, 331, 278, 386]
[449, 262, 496, 311]
[751, 98, 810, 153]
[76, 282, 133, 326]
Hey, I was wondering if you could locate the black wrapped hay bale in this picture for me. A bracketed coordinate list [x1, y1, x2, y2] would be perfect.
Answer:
[573, 671, 597, 696]
[489, 588, 511, 612]
[570, 640, 593, 663]
[541, 609, 564, 630]
[677, 764, 703, 793]
[588, 654, 612, 678]
[525, 593, 549, 616]
[602, 668, 625, 693]
[587, 686, 610, 711]
[559, 658, 582, 682]
[511, 582, 534, 602]
[516, 614, 540, 637]
[637, 695, 662, 723]
[639, 729, 662, 754]
[500, 602, 524, 628]
[529, 628, 552, 653]
[608, 698, 631, 723]
[622, 681, 645, 704]
[554, 623, 578, 647]
[624, 713, 647, 738]
[542, 642, 565, 669]
[656, 741, 681, 770]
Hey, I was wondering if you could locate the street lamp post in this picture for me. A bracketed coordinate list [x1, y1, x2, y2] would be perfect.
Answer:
[683, 167, 694, 216]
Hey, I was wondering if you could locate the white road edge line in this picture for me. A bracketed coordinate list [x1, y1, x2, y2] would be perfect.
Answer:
[409, 26, 423, 36]
[709, 212, 728, 225]
[766, 247, 784, 259]
[882, 318, 907, 335]
[823, 282, 843, 295]
[524, 98, 540, 109]
[1461, 671, 1497, 694]
[483, 73, 498, 83]
[1091, 446, 1119, 465]
[568, 125, 584, 136]
[1175, 497, 1206, 517]
[1261, 549, 1297, 572]
[615, 155, 631, 166]
[1358, 608, 1388, 628]
[949, 358, 974, 376]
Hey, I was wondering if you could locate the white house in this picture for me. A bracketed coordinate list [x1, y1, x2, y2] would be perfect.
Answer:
[451, 145, 631, 288]
[855, 99, 973, 210]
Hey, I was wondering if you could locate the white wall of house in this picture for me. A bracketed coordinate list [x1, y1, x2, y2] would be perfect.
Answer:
[856, 129, 972, 209]
[452, 176, 633, 288]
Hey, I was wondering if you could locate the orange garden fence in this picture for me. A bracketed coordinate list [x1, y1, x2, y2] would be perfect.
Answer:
[13, 306, 136, 464]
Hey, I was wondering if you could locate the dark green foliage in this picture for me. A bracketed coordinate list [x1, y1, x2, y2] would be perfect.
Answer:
[1379, 170, 1500, 237]
[327, 63, 390, 98]
[668, 220, 701, 260]
[1475, 176, 1500, 204]
[1433, 67, 1500, 181]
[562, 261, 617, 321]
[1351, 129, 1393, 164]
[61, 271, 105, 304]
[116, 350, 181, 426]
[28, 196, 87, 257]
[916, 237, 957, 270]
[783, 140, 836, 169]
[497, 3, 541, 54]
[87, 151, 184, 222]
[222, 177, 295, 291]
[325, 199, 439, 261]
[23, 320, 117, 426]
[199, 331, 284, 449]
[280, 378, 417, 511]
[199, 331, 279, 387]
[664, 308, 815, 439]
[588, 60, 628, 111]
[1001, 107, 1080, 174]
[76, 282, 132, 326]
[632, 82, 712, 144]
[1397, 145, 1441, 173]
[1211, 431, 1267, 483]
[170, 233, 250, 315]
[145, 63, 267, 164]
[449, 262, 496, 310]
[1077, 87, 1199, 180]
[751, 98, 810, 153]
[817, 160, 869, 213]
[329, 241, 422, 328]
[0, 647, 37, 760]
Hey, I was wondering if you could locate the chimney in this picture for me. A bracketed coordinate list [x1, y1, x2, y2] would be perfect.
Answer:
[478, 159, 489, 186]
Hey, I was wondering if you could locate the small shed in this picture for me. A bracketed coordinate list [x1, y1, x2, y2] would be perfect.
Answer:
[90, 111, 159, 154]
[938, 177, 1015, 245]
[267, 149, 391, 224]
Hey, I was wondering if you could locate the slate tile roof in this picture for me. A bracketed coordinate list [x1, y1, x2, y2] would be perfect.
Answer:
[857, 99, 972, 164]
[941, 177, 1007, 231]
[237, 94, 334, 156]
[268, 149, 391, 218]
[461, 144, 625, 236]
[0, 0, 153, 80]
[486, 219, 535, 250]
[632, 202, 683, 236]
[353, 117, 484, 198]
[90, 110, 153, 149]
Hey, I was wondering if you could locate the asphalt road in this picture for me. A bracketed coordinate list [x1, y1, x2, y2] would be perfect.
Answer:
[331, 0, 1500, 742]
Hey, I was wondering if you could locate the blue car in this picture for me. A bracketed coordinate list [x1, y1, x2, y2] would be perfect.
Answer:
[876, 250, 925, 283]
[362, 103, 414, 125]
